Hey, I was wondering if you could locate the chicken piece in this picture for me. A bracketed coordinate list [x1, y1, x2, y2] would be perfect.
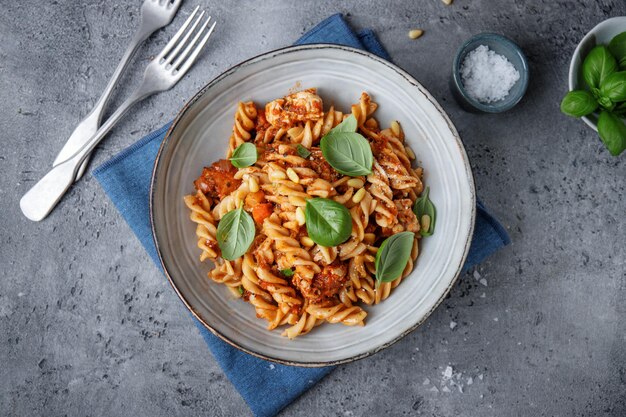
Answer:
[380, 199, 419, 236]
[307, 148, 342, 182]
[265, 89, 323, 127]
[244, 191, 265, 210]
[194, 159, 241, 199]
[293, 261, 348, 303]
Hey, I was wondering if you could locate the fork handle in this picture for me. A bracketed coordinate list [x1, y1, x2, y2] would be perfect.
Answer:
[20, 84, 153, 221]
[52, 24, 155, 178]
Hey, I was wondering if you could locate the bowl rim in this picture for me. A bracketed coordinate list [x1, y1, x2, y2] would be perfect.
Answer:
[452, 32, 529, 113]
[149, 43, 477, 366]
[568, 16, 626, 132]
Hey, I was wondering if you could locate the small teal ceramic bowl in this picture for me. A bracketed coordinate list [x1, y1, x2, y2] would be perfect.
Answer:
[451, 33, 529, 113]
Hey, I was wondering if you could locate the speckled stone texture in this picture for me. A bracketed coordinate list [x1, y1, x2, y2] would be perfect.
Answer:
[1, 1, 625, 416]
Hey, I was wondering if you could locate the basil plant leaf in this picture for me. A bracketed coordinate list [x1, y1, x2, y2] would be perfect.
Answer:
[600, 71, 626, 102]
[597, 110, 626, 156]
[598, 95, 615, 111]
[609, 31, 626, 68]
[305, 198, 352, 247]
[375, 231, 415, 285]
[330, 114, 358, 133]
[583, 46, 618, 89]
[229, 142, 258, 168]
[296, 144, 312, 159]
[217, 207, 255, 260]
[413, 186, 436, 237]
[560, 90, 598, 118]
[320, 131, 373, 176]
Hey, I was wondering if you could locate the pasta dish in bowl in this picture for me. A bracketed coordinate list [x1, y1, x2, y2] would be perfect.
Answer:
[151, 44, 475, 366]
[184, 89, 431, 339]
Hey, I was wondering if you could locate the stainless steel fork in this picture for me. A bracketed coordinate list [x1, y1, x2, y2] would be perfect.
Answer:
[20, 7, 216, 221]
[53, 0, 182, 181]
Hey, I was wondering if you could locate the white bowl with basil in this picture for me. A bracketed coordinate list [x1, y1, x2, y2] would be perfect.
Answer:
[150, 44, 476, 366]
[565, 17, 626, 156]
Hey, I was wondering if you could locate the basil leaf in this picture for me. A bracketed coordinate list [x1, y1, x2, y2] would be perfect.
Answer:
[216, 207, 255, 260]
[560, 90, 598, 117]
[320, 132, 373, 176]
[413, 186, 436, 237]
[597, 110, 626, 156]
[280, 268, 294, 277]
[609, 31, 626, 68]
[375, 231, 415, 285]
[330, 114, 358, 133]
[296, 144, 311, 159]
[305, 198, 352, 247]
[600, 71, 626, 102]
[238, 286, 244, 295]
[229, 143, 258, 168]
[582, 46, 617, 89]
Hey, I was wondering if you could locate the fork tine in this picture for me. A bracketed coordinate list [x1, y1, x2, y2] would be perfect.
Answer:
[164, 11, 206, 65]
[176, 20, 217, 75]
[158, 5, 199, 59]
[172, 16, 212, 69]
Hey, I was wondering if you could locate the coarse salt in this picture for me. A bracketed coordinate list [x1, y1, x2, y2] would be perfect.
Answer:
[460, 45, 520, 103]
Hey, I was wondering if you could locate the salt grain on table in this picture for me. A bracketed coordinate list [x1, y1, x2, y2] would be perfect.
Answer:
[443, 366, 453, 379]
[460, 44, 520, 103]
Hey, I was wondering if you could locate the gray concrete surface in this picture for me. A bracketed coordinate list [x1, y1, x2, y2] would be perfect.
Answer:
[1, 1, 625, 416]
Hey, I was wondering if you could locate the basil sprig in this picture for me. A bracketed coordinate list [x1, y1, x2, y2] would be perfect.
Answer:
[320, 115, 373, 176]
[375, 231, 415, 286]
[413, 187, 436, 237]
[304, 198, 352, 247]
[560, 32, 626, 156]
[229, 143, 258, 168]
[296, 144, 311, 159]
[216, 207, 255, 260]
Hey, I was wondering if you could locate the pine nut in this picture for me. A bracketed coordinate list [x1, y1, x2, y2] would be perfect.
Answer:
[405, 146, 416, 160]
[295, 207, 306, 225]
[286, 168, 300, 184]
[420, 214, 431, 232]
[352, 188, 366, 204]
[441, 0, 453, 5]
[347, 178, 364, 188]
[288, 195, 307, 206]
[408, 29, 423, 40]
[269, 170, 287, 181]
[391, 120, 402, 137]
[301, 236, 314, 247]
[248, 176, 259, 192]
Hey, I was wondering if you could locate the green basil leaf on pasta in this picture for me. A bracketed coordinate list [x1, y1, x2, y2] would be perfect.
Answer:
[375, 231, 415, 285]
[330, 114, 358, 133]
[229, 142, 258, 168]
[281, 268, 294, 277]
[296, 144, 312, 159]
[413, 186, 436, 237]
[320, 131, 373, 176]
[216, 207, 255, 260]
[305, 198, 352, 247]
[237, 286, 244, 295]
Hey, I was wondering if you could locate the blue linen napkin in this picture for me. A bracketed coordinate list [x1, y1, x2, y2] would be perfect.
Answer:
[93, 13, 510, 417]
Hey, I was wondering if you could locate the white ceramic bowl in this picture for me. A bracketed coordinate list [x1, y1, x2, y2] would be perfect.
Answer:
[150, 44, 476, 366]
[568, 16, 626, 131]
